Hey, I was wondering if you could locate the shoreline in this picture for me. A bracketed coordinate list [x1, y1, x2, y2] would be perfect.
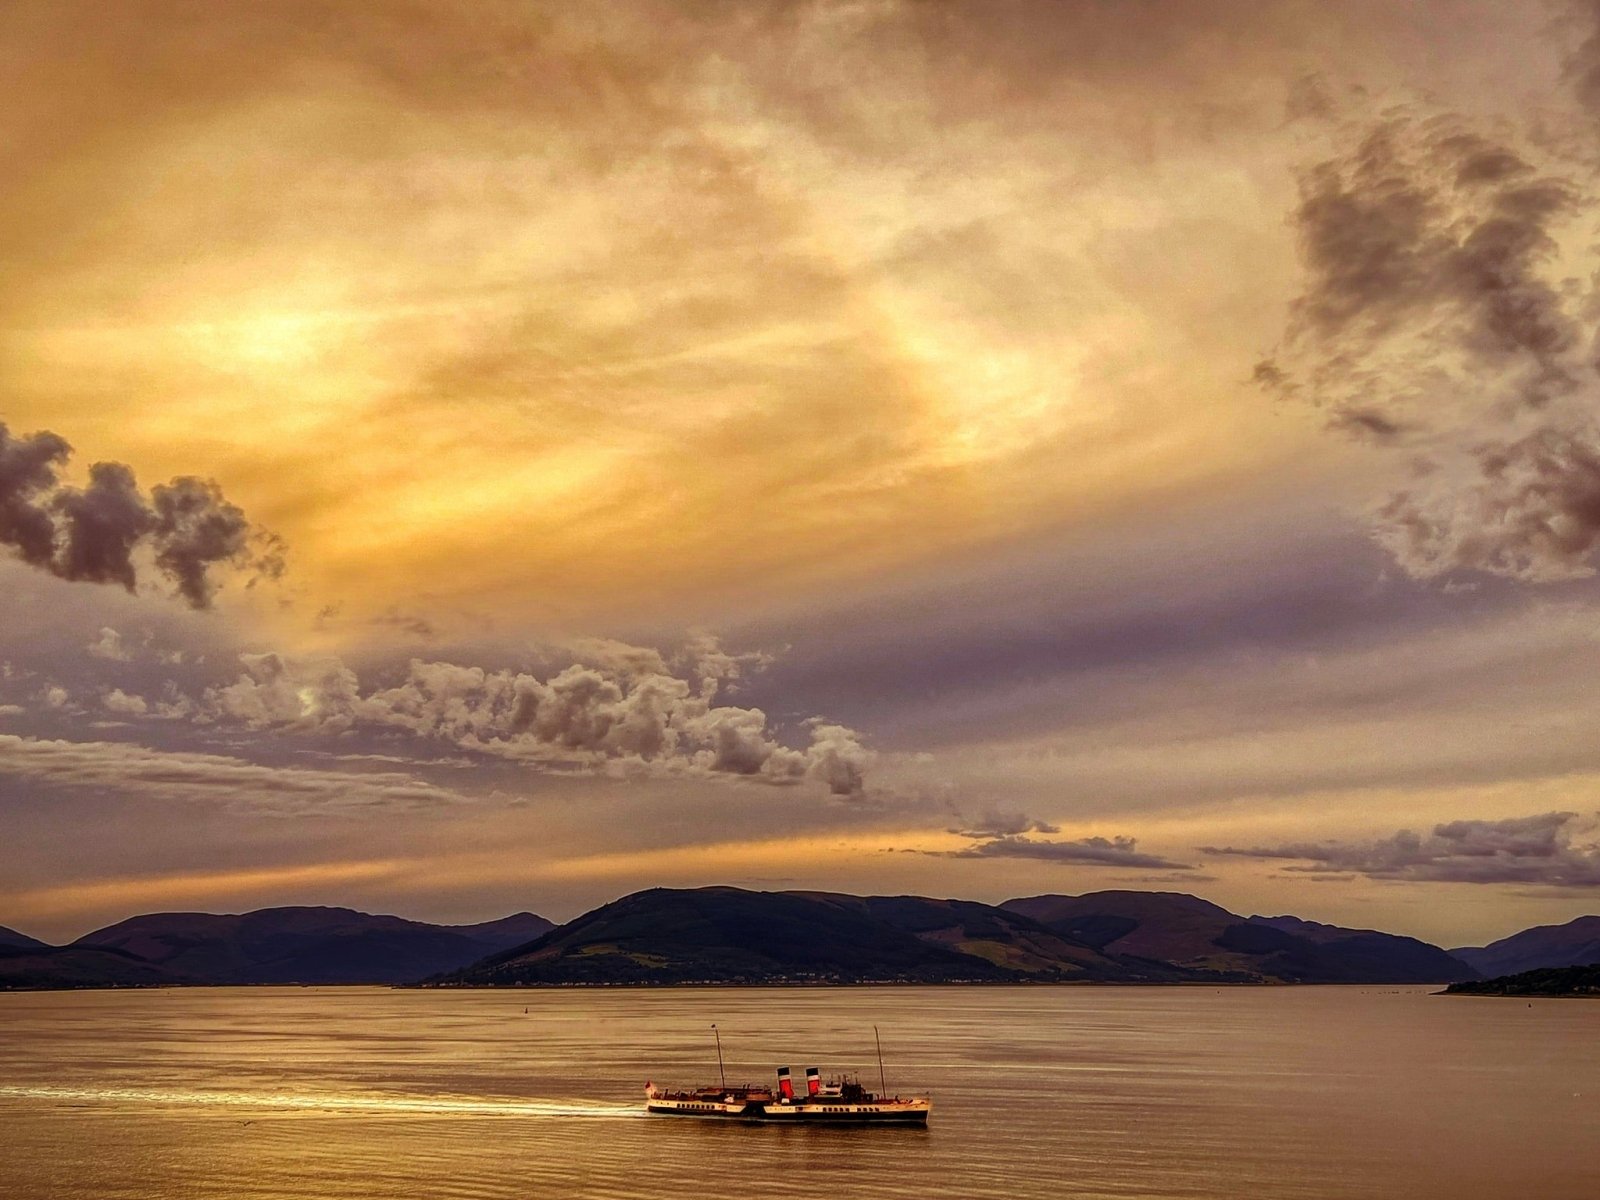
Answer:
[2, 978, 1445, 994]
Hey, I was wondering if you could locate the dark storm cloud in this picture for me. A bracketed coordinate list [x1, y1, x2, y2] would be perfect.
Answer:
[151, 477, 280, 609]
[1263, 12, 1600, 584]
[1202, 811, 1600, 888]
[54, 462, 152, 591]
[0, 421, 70, 567]
[936, 832, 1192, 871]
[0, 419, 276, 608]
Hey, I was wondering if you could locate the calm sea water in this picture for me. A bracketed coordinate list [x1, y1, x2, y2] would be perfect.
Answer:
[1, 985, 1596, 1199]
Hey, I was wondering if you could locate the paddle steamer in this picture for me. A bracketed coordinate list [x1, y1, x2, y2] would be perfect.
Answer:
[644, 1027, 930, 1125]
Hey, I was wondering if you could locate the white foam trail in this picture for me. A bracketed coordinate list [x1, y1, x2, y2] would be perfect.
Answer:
[0, 1083, 642, 1118]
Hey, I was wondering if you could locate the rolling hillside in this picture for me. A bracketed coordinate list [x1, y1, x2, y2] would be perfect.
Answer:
[1451, 915, 1600, 978]
[0, 906, 553, 988]
[4, 889, 1495, 988]
[1002, 891, 1475, 984]
[435, 887, 1034, 984]
[0, 923, 48, 950]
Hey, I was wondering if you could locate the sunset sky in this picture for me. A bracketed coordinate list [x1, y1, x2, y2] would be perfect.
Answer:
[5, 0, 1600, 948]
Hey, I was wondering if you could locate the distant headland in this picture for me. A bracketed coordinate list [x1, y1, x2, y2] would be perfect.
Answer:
[1443, 964, 1600, 998]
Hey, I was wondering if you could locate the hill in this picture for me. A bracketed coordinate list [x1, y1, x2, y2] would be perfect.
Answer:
[0, 924, 47, 950]
[4, 889, 1486, 989]
[430, 886, 1189, 985]
[1450, 915, 1600, 978]
[827, 893, 1191, 981]
[0, 943, 187, 989]
[1444, 963, 1600, 997]
[67, 906, 555, 986]
[436, 887, 1020, 984]
[1002, 891, 1475, 984]
[435, 886, 1470, 987]
[442, 912, 554, 944]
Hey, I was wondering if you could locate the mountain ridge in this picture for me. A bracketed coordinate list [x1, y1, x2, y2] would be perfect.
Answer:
[4, 888, 1545, 990]
[1450, 915, 1600, 978]
[0, 905, 553, 989]
[0, 923, 48, 950]
[438, 886, 1474, 987]
[1000, 891, 1473, 984]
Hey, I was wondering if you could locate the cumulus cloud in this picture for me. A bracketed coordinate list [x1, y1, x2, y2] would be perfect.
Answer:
[206, 652, 363, 732]
[675, 633, 775, 694]
[100, 688, 148, 716]
[151, 476, 278, 608]
[0, 733, 462, 815]
[553, 633, 775, 698]
[200, 642, 872, 796]
[54, 461, 153, 591]
[0, 418, 279, 608]
[1262, 40, 1600, 582]
[798, 721, 873, 797]
[86, 627, 132, 661]
[1202, 811, 1600, 888]
[0, 421, 70, 567]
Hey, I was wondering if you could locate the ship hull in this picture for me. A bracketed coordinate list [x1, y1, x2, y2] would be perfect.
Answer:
[758, 1105, 929, 1125]
[645, 1098, 929, 1125]
[644, 1099, 756, 1118]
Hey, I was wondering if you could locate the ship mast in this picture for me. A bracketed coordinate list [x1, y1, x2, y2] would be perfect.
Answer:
[873, 1025, 887, 1096]
[712, 1023, 726, 1090]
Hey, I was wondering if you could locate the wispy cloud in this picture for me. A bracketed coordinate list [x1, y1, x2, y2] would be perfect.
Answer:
[931, 827, 1192, 870]
[0, 734, 464, 815]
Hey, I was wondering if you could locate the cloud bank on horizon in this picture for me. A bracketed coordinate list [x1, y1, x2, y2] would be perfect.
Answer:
[1204, 812, 1600, 889]
[6, 0, 1600, 947]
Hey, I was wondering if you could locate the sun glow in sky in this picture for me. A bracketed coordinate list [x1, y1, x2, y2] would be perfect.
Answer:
[5, 0, 1600, 947]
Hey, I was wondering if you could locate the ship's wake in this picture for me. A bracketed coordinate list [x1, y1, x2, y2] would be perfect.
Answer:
[0, 1083, 642, 1119]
